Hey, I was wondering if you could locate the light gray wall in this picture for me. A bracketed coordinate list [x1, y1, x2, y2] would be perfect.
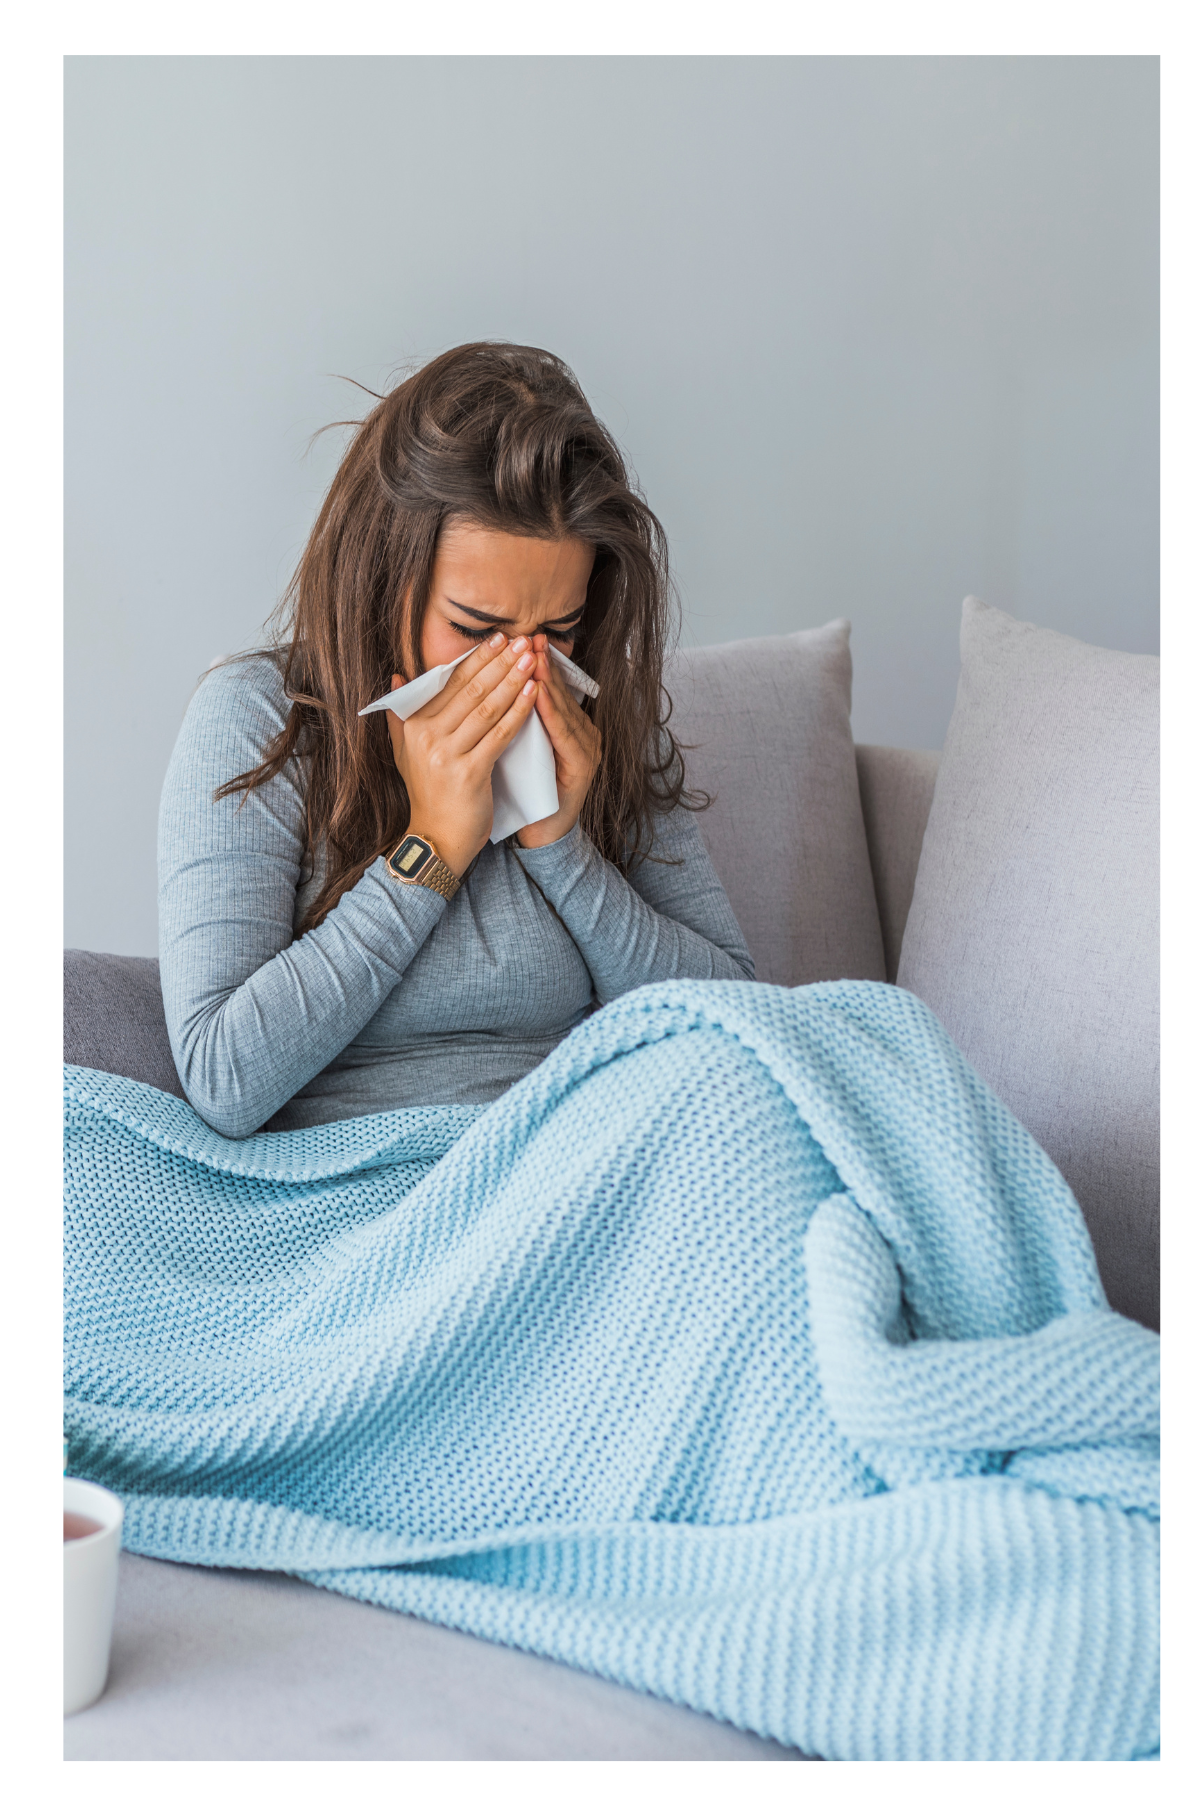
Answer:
[66, 55, 1158, 957]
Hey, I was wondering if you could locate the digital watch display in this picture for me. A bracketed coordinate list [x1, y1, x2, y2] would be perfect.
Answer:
[385, 834, 461, 900]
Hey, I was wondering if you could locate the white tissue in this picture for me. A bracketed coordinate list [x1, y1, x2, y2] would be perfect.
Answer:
[358, 644, 599, 844]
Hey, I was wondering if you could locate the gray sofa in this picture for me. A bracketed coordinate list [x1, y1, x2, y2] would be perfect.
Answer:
[64, 602, 1158, 1760]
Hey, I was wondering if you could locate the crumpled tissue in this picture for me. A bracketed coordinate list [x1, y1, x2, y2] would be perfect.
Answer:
[359, 644, 599, 843]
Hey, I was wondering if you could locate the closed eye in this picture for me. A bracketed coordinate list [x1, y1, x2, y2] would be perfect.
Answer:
[449, 619, 577, 645]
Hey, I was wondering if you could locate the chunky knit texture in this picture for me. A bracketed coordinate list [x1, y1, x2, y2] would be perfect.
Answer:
[63, 979, 1159, 1761]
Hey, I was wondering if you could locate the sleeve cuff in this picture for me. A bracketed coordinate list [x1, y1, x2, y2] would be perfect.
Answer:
[510, 821, 599, 890]
[361, 854, 451, 926]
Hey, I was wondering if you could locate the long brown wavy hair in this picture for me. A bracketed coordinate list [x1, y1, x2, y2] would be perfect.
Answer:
[218, 341, 701, 933]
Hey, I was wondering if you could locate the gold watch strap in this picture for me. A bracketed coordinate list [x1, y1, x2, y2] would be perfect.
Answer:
[415, 855, 460, 901]
[386, 835, 461, 901]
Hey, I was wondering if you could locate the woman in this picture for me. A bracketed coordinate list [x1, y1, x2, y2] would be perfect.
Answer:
[158, 341, 754, 1138]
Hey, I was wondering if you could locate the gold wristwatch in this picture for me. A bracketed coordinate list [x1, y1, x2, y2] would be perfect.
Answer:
[385, 832, 461, 901]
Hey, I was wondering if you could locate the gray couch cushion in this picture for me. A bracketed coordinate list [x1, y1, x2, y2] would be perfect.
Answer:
[897, 599, 1159, 1329]
[64, 949, 184, 1099]
[855, 744, 940, 984]
[65, 1554, 809, 1760]
[668, 623, 886, 987]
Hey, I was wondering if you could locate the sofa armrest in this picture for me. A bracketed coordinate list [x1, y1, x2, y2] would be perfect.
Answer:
[855, 745, 940, 984]
[64, 950, 186, 1099]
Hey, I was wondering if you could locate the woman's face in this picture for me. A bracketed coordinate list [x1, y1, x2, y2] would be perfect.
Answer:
[415, 519, 595, 674]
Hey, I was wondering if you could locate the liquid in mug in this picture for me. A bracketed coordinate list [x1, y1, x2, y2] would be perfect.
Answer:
[63, 1511, 102, 1542]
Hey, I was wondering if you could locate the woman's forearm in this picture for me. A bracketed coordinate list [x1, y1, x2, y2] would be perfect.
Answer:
[159, 859, 444, 1138]
[157, 658, 444, 1138]
[513, 815, 754, 1002]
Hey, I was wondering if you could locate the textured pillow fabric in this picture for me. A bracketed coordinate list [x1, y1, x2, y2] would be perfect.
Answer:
[667, 623, 886, 988]
[897, 600, 1159, 1329]
[64, 950, 185, 1099]
[855, 744, 941, 984]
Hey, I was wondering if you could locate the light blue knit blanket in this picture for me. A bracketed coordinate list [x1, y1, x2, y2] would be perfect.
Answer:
[64, 979, 1159, 1760]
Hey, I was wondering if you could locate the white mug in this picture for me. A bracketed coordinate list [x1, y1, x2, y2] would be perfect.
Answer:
[64, 1476, 124, 1715]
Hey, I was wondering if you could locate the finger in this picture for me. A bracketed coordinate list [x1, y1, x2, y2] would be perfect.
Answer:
[533, 692, 586, 776]
[417, 631, 511, 721]
[538, 682, 601, 783]
[544, 651, 590, 714]
[534, 667, 586, 747]
[468, 677, 539, 767]
[435, 635, 532, 733]
[451, 647, 539, 752]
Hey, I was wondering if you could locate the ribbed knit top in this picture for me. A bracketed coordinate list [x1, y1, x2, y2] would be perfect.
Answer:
[157, 654, 755, 1137]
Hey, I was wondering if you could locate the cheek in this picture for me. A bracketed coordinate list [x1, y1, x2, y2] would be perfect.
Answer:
[418, 616, 473, 673]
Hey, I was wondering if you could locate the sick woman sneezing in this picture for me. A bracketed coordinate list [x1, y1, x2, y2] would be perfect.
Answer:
[65, 339, 1157, 1762]
[158, 342, 753, 1137]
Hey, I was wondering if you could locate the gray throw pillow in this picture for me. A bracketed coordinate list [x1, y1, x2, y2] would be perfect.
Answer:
[667, 622, 886, 988]
[897, 599, 1159, 1329]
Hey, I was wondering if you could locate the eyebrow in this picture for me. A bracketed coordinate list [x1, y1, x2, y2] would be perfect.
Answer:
[446, 599, 585, 630]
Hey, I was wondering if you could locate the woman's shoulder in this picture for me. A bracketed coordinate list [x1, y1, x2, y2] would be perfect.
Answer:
[165, 650, 302, 797]
[184, 649, 292, 742]
[645, 798, 706, 857]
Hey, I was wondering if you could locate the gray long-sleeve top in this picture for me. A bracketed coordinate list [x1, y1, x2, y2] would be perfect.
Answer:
[157, 653, 755, 1138]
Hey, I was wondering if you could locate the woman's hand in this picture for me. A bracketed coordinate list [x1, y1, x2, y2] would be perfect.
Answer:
[385, 633, 539, 876]
[515, 635, 602, 850]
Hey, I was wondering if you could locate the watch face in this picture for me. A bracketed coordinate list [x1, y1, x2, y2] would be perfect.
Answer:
[389, 836, 434, 879]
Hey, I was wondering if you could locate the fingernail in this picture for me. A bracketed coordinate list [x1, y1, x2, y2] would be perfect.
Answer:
[510, 636, 529, 654]
[522, 680, 536, 697]
[489, 632, 505, 648]
[517, 651, 534, 672]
